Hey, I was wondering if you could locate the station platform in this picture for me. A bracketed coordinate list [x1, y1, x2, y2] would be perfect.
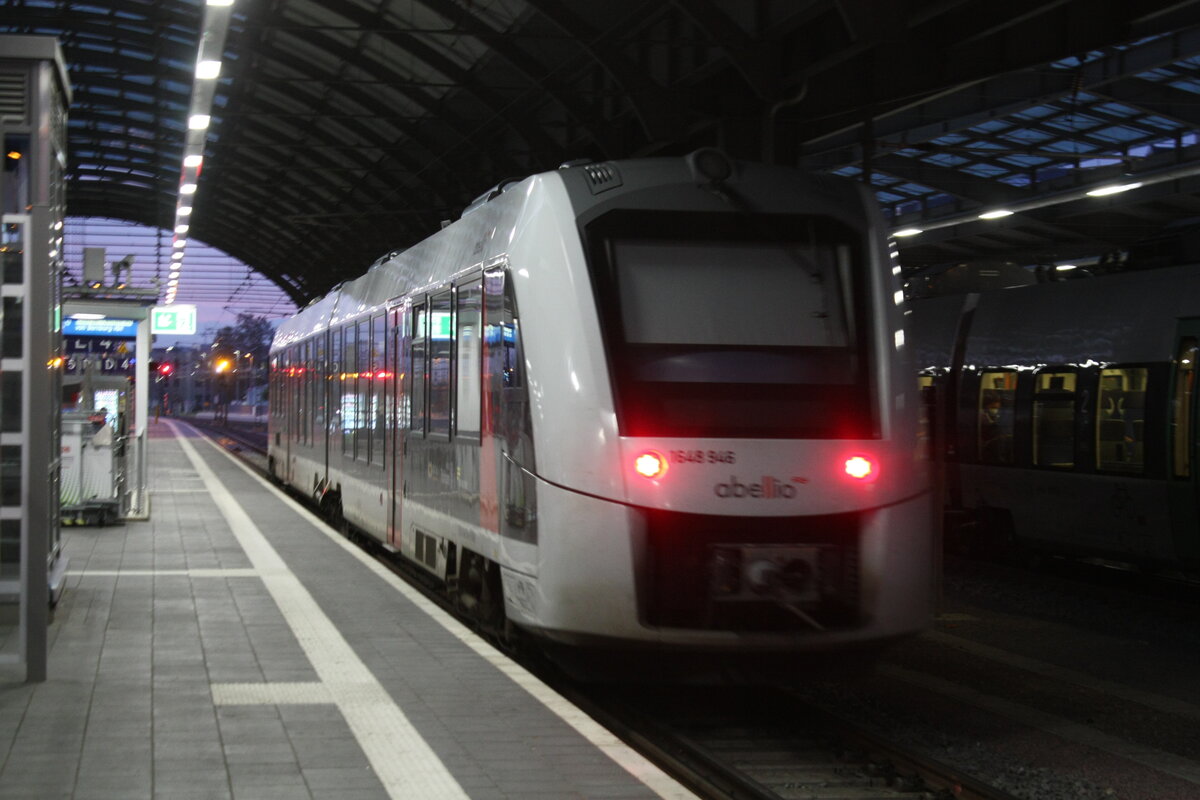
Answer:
[0, 420, 695, 800]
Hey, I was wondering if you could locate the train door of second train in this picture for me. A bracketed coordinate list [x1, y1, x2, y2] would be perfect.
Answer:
[1167, 320, 1200, 563]
[388, 302, 408, 549]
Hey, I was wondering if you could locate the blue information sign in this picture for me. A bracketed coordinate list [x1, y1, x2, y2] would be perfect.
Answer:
[64, 318, 138, 337]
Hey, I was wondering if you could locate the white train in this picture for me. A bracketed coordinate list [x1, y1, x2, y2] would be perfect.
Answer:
[910, 264, 1200, 568]
[268, 150, 933, 672]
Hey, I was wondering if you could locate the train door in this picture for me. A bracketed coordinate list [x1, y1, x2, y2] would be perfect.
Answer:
[1167, 320, 1200, 563]
[389, 301, 409, 550]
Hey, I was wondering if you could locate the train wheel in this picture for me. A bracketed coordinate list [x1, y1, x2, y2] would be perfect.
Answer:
[456, 551, 508, 636]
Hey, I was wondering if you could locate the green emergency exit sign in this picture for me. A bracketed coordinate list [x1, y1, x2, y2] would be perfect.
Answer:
[150, 305, 198, 336]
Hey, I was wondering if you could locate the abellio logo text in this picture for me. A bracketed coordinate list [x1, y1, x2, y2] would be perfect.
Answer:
[714, 475, 806, 499]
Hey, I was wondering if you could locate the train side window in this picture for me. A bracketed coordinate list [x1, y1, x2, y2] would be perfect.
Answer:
[342, 323, 356, 457]
[370, 313, 386, 466]
[456, 278, 482, 440]
[330, 326, 343, 446]
[289, 346, 300, 443]
[313, 332, 325, 443]
[356, 319, 370, 459]
[295, 340, 304, 448]
[1033, 370, 1076, 468]
[410, 303, 427, 435]
[269, 356, 281, 423]
[394, 308, 409, 430]
[1097, 367, 1147, 474]
[429, 290, 453, 437]
[1172, 339, 1197, 479]
[977, 370, 1016, 464]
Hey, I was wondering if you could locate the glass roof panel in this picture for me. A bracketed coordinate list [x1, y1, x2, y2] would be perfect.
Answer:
[1086, 125, 1154, 143]
[959, 162, 1009, 178]
[1041, 140, 1099, 153]
[1010, 104, 1060, 120]
[921, 153, 969, 167]
[998, 154, 1050, 167]
[894, 182, 937, 195]
[998, 128, 1054, 144]
[968, 119, 1011, 134]
[1168, 79, 1200, 95]
[998, 174, 1032, 187]
[1091, 102, 1141, 118]
[961, 140, 1006, 151]
[1041, 113, 1105, 132]
[930, 132, 969, 145]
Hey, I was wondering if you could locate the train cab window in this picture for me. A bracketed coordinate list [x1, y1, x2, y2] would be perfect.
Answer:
[1172, 338, 1197, 479]
[429, 291, 454, 437]
[456, 279, 483, 439]
[1097, 367, 1147, 474]
[1033, 370, 1076, 468]
[410, 303, 427, 434]
[977, 370, 1015, 464]
[584, 210, 872, 439]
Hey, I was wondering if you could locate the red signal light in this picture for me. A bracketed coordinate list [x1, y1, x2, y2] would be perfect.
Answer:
[633, 451, 668, 480]
[843, 455, 877, 482]
[158, 362, 174, 376]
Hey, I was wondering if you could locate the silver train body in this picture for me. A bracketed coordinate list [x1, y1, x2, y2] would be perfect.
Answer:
[910, 264, 1200, 568]
[268, 151, 933, 658]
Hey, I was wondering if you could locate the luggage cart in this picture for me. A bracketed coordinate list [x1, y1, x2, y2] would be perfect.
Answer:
[60, 410, 123, 526]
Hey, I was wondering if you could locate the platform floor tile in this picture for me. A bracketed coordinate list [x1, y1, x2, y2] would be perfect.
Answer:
[0, 421, 695, 800]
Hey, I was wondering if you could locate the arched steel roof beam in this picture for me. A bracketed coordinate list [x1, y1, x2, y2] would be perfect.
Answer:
[410, 0, 618, 154]
[198, 75, 459, 236]
[311, 0, 564, 164]
[510, 0, 687, 144]
[247, 24, 526, 184]
[668, 0, 781, 101]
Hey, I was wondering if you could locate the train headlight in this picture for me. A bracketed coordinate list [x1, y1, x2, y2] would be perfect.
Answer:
[843, 455, 878, 482]
[633, 450, 668, 480]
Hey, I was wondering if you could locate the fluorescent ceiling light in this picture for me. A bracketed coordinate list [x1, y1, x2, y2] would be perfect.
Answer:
[206, 0, 234, 6]
[188, 114, 211, 130]
[173, 239, 187, 249]
[1056, 264, 1077, 271]
[69, 313, 106, 320]
[1086, 182, 1143, 197]
[178, 206, 193, 216]
[169, 271, 180, 279]
[172, 252, 184, 260]
[180, 183, 197, 195]
[196, 60, 221, 80]
[183, 155, 203, 168]
[978, 209, 1014, 220]
[175, 224, 189, 234]
[892, 228, 923, 237]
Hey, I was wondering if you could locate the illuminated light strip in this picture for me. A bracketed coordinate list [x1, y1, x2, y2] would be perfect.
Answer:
[168, 2, 235, 305]
[889, 162, 1200, 238]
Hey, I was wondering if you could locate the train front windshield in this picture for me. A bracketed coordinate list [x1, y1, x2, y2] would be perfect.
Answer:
[587, 211, 875, 439]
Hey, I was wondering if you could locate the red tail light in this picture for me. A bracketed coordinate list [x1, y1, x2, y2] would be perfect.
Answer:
[843, 455, 877, 482]
[634, 451, 668, 480]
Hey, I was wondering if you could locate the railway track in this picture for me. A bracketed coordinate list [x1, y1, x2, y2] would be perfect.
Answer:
[565, 682, 1026, 800]
[188, 417, 1022, 800]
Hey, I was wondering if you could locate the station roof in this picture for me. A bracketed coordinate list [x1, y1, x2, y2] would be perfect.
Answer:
[4, 0, 1200, 304]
